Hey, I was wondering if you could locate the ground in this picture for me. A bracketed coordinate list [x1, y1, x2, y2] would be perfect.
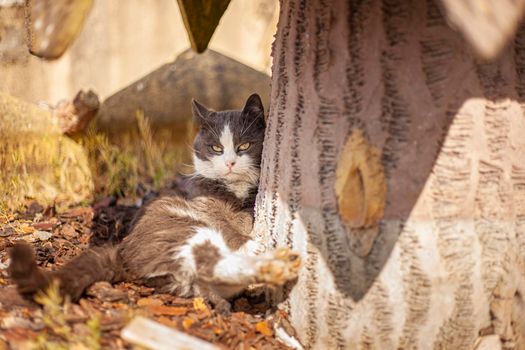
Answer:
[0, 198, 295, 349]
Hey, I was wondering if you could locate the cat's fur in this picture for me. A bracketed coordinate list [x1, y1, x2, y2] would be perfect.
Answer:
[174, 93, 265, 216]
[9, 94, 299, 311]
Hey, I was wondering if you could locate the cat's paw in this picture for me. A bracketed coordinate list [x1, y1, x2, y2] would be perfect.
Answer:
[256, 248, 301, 285]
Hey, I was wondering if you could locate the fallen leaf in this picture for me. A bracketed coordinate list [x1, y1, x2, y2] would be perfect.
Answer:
[33, 231, 53, 241]
[157, 316, 178, 328]
[193, 297, 208, 312]
[101, 315, 127, 331]
[147, 305, 188, 316]
[137, 298, 163, 307]
[111, 303, 129, 309]
[61, 207, 94, 223]
[18, 224, 35, 234]
[182, 317, 195, 330]
[61, 224, 78, 238]
[32, 222, 54, 231]
[1, 316, 36, 330]
[79, 234, 91, 245]
[255, 321, 273, 336]
[0, 227, 14, 237]
[2, 327, 38, 344]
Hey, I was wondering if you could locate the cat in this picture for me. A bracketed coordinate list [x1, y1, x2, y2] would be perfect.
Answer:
[173, 93, 265, 216]
[8, 93, 300, 312]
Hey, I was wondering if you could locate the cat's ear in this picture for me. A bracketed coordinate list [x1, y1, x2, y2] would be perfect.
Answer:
[191, 99, 212, 124]
[242, 93, 264, 120]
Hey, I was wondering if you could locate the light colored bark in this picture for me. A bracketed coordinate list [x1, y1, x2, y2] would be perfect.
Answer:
[254, 0, 525, 348]
[439, 0, 525, 60]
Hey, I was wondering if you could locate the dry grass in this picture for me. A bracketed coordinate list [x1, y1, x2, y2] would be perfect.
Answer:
[83, 110, 193, 200]
[1, 107, 192, 209]
[31, 280, 101, 350]
[0, 133, 93, 210]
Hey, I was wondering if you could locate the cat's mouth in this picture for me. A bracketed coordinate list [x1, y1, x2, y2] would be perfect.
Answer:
[224, 169, 243, 179]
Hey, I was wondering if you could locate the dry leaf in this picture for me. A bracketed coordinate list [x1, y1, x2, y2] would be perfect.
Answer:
[137, 298, 163, 307]
[0, 200, 296, 349]
[156, 316, 178, 328]
[61, 224, 78, 238]
[19, 224, 35, 234]
[255, 321, 273, 336]
[193, 297, 208, 312]
[32, 222, 54, 231]
[147, 305, 188, 316]
[182, 317, 195, 330]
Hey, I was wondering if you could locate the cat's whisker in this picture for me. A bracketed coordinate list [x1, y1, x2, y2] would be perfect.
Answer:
[202, 119, 221, 139]
[180, 162, 194, 169]
[240, 116, 260, 137]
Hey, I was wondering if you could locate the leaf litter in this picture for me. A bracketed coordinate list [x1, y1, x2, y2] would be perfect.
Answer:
[0, 199, 297, 349]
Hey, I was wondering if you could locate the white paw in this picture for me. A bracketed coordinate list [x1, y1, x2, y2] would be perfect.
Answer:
[256, 248, 301, 285]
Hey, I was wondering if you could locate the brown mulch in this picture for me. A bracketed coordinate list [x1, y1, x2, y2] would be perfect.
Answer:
[0, 199, 295, 350]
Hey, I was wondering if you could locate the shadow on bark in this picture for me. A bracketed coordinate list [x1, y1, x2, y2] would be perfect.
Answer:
[258, 0, 525, 307]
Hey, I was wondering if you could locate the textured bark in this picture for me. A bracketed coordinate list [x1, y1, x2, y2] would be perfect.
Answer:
[254, 0, 525, 348]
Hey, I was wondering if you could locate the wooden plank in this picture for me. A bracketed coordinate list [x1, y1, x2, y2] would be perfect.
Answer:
[121, 316, 220, 350]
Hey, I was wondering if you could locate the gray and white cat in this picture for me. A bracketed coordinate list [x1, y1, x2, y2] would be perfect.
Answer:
[9, 94, 300, 312]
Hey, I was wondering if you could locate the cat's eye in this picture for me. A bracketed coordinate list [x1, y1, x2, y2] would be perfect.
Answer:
[211, 145, 223, 153]
[237, 143, 251, 152]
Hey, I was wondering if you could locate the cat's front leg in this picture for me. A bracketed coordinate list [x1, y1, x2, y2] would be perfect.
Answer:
[237, 239, 265, 256]
[197, 247, 301, 300]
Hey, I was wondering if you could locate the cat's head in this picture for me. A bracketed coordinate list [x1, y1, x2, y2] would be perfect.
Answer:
[191, 94, 266, 190]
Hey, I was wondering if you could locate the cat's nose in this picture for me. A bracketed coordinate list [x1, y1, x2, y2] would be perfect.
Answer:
[226, 161, 236, 169]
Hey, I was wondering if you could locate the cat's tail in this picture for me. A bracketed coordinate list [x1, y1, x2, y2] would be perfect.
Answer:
[9, 243, 124, 301]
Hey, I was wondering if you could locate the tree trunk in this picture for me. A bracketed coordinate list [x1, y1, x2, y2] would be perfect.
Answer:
[255, 0, 525, 348]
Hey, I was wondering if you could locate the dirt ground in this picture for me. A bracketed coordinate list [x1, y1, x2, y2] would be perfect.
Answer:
[0, 198, 295, 349]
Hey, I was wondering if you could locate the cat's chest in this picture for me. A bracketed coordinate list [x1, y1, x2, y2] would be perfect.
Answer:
[224, 181, 252, 201]
[188, 178, 256, 210]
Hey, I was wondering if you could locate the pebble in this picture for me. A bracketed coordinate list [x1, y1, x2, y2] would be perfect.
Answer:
[33, 230, 52, 241]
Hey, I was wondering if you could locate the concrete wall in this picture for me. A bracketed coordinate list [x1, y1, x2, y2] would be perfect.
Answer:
[0, 0, 277, 105]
